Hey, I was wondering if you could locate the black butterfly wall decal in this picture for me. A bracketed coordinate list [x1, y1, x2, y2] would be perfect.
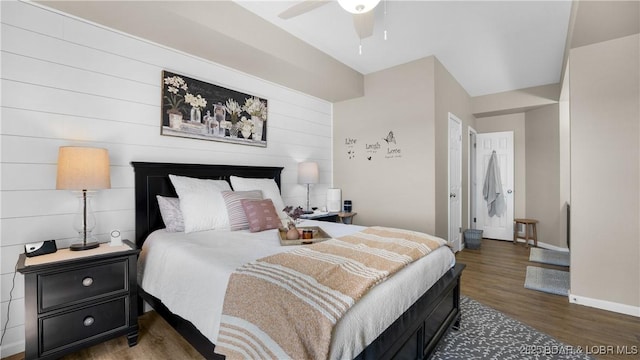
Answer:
[383, 131, 396, 144]
[348, 150, 355, 159]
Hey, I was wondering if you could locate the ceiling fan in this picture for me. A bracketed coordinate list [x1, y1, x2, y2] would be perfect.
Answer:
[278, 0, 382, 40]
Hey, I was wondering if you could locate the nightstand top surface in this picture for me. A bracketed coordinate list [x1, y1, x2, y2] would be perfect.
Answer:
[299, 211, 339, 219]
[337, 212, 357, 217]
[17, 240, 138, 273]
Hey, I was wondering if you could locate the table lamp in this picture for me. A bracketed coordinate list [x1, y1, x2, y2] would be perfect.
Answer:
[298, 162, 318, 214]
[56, 146, 111, 251]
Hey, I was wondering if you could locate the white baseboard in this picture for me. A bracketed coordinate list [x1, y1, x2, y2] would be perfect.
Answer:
[495, 238, 570, 252]
[569, 293, 640, 317]
[1, 340, 25, 358]
[536, 241, 570, 252]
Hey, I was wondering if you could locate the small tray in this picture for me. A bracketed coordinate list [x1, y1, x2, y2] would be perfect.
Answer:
[278, 226, 332, 246]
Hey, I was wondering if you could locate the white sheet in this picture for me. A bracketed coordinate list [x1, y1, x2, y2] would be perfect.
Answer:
[138, 220, 455, 359]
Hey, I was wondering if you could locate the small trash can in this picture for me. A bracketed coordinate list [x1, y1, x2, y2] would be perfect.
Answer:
[464, 229, 483, 249]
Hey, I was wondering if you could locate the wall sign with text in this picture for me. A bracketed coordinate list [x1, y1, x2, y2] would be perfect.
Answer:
[343, 130, 402, 161]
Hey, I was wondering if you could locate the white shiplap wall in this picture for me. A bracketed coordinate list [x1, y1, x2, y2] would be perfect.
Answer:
[0, 1, 333, 356]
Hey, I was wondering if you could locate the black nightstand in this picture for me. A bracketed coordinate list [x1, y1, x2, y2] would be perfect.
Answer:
[299, 212, 340, 222]
[17, 240, 140, 360]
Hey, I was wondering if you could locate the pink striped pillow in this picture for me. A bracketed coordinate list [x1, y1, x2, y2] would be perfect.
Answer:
[221, 190, 263, 231]
[240, 199, 282, 233]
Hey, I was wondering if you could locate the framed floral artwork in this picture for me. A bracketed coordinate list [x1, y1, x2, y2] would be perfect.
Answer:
[161, 70, 268, 147]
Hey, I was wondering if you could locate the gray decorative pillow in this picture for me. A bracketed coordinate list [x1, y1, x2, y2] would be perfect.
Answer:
[230, 176, 287, 220]
[156, 195, 185, 232]
[221, 190, 263, 231]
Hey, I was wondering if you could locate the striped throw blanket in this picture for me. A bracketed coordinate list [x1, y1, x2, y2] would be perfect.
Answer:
[215, 226, 447, 360]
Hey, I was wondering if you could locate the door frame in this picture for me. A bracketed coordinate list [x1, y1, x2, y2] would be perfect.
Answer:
[448, 112, 463, 252]
[468, 126, 477, 230]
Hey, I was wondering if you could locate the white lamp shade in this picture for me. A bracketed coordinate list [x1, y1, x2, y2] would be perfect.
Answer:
[338, 0, 381, 14]
[56, 146, 111, 190]
[298, 162, 319, 184]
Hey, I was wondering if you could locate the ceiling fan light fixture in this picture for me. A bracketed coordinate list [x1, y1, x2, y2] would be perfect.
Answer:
[338, 0, 381, 14]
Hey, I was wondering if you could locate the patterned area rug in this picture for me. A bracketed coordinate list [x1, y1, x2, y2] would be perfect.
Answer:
[432, 297, 594, 360]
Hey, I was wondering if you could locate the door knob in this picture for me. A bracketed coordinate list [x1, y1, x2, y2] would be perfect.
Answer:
[507, 189, 513, 194]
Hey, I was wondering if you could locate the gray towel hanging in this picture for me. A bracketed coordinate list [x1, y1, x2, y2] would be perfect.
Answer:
[483, 150, 505, 217]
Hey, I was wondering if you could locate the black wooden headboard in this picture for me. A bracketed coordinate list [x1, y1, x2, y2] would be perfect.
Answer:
[131, 162, 284, 249]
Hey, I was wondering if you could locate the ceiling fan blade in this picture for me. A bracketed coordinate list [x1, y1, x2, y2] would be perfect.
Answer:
[353, 11, 375, 39]
[278, 0, 330, 20]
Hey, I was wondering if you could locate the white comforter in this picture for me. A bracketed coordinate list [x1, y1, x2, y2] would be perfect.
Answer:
[138, 220, 455, 359]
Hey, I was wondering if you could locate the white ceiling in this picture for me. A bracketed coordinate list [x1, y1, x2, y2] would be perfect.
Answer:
[236, 0, 573, 97]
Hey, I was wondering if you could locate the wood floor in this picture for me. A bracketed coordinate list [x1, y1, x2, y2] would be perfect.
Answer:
[456, 239, 639, 360]
[4, 239, 638, 360]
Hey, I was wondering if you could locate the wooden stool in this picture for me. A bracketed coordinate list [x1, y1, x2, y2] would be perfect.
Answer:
[513, 218, 538, 248]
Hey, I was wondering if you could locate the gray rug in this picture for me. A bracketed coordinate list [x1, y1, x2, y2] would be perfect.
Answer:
[529, 248, 570, 267]
[524, 266, 570, 296]
[432, 297, 593, 360]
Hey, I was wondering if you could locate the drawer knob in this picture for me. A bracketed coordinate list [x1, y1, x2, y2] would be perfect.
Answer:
[82, 277, 94, 287]
[83, 316, 94, 327]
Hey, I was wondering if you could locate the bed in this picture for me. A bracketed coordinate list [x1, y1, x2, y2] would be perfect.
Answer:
[132, 161, 464, 359]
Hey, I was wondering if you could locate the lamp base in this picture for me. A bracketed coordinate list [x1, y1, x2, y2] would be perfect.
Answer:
[69, 241, 100, 251]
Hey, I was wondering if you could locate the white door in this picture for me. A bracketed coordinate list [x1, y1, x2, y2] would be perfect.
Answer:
[448, 113, 462, 252]
[475, 131, 514, 240]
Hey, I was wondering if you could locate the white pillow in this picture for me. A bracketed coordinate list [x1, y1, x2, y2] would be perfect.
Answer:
[229, 176, 287, 219]
[169, 174, 232, 233]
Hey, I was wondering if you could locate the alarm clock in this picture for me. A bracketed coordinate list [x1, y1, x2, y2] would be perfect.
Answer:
[25, 240, 57, 257]
[109, 229, 122, 247]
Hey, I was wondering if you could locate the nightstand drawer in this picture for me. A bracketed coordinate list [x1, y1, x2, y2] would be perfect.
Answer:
[41, 297, 127, 354]
[39, 259, 127, 311]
